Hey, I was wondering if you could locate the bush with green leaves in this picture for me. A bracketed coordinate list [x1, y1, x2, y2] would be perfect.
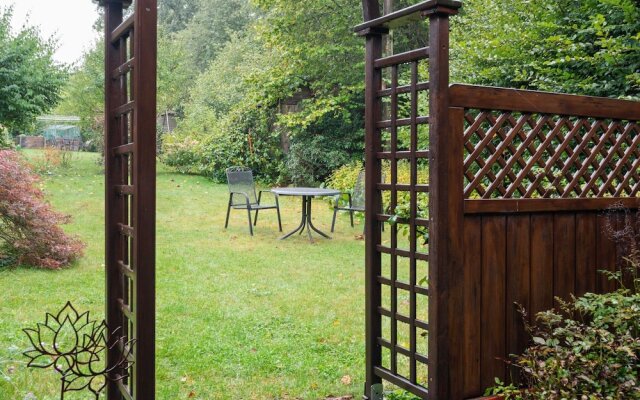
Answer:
[488, 210, 640, 399]
[0, 127, 13, 149]
[487, 291, 640, 399]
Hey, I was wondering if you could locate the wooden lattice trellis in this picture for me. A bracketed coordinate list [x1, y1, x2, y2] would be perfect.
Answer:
[100, 0, 157, 399]
[464, 111, 640, 199]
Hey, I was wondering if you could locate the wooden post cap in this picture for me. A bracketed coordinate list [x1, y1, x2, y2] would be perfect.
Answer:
[94, 0, 132, 7]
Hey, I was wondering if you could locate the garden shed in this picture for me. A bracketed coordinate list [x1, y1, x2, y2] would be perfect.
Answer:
[42, 124, 82, 150]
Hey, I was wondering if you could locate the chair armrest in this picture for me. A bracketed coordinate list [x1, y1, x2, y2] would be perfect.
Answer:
[229, 191, 251, 207]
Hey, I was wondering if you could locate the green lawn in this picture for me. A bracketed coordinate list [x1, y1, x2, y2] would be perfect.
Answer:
[0, 150, 371, 399]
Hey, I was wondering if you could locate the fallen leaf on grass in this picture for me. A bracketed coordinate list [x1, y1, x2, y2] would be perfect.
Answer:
[340, 375, 352, 385]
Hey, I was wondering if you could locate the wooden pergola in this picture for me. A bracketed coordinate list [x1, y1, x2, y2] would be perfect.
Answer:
[356, 0, 640, 399]
[94, 0, 640, 399]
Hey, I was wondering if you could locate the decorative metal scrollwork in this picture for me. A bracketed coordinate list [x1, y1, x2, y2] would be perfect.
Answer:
[23, 302, 134, 399]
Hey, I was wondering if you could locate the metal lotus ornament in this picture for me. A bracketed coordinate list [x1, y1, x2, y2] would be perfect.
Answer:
[23, 302, 134, 399]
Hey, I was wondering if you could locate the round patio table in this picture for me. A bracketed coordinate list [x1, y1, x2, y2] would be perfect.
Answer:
[271, 187, 341, 241]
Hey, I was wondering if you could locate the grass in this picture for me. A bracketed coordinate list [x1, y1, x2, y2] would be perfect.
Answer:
[0, 150, 371, 400]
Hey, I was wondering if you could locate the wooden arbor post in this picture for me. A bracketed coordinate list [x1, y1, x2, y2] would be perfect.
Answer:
[98, 0, 157, 399]
[357, 1, 462, 399]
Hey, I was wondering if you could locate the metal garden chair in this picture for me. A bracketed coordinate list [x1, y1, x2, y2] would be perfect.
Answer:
[331, 170, 366, 232]
[224, 166, 282, 236]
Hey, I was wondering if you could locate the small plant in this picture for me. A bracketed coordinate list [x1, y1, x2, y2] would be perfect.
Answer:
[487, 208, 640, 399]
[0, 150, 84, 268]
[0, 126, 13, 149]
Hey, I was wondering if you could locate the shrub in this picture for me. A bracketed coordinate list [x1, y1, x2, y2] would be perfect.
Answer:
[488, 291, 640, 399]
[0, 150, 84, 269]
[488, 209, 640, 399]
[0, 127, 13, 149]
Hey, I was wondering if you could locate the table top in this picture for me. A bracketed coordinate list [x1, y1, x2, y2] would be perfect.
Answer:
[271, 187, 341, 197]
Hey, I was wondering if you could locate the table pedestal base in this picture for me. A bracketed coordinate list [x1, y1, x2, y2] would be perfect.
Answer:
[279, 196, 331, 242]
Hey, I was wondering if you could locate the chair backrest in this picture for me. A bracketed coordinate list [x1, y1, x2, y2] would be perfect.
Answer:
[226, 166, 258, 204]
[352, 170, 366, 209]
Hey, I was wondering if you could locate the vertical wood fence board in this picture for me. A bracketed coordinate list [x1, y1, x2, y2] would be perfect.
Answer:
[596, 214, 618, 293]
[575, 213, 597, 296]
[462, 216, 482, 397]
[529, 215, 555, 316]
[553, 213, 576, 305]
[479, 215, 507, 389]
[505, 215, 530, 383]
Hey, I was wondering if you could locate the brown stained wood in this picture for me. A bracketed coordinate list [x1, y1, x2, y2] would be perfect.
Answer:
[553, 214, 576, 304]
[363, 29, 384, 399]
[450, 84, 640, 121]
[103, 2, 126, 398]
[529, 215, 554, 316]
[376, 116, 429, 128]
[618, 212, 635, 289]
[131, 1, 157, 397]
[480, 216, 507, 390]
[427, 15, 464, 395]
[110, 13, 134, 44]
[378, 82, 429, 97]
[596, 214, 618, 293]
[462, 216, 482, 397]
[575, 213, 597, 296]
[362, 0, 381, 22]
[355, 0, 461, 33]
[374, 47, 429, 68]
[506, 215, 530, 384]
[464, 198, 640, 214]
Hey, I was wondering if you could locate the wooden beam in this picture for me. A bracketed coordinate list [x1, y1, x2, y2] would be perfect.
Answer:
[355, 0, 461, 33]
[450, 84, 640, 121]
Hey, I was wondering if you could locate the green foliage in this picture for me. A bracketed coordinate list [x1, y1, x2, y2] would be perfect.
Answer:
[488, 212, 640, 398]
[158, 0, 198, 34]
[55, 43, 104, 151]
[163, 106, 284, 183]
[0, 7, 67, 133]
[497, 292, 640, 399]
[285, 100, 364, 185]
[325, 160, 363, 193]
[0, 127, 13, 149]
[452, 0, 640, 98]
[384, 389, 421, 400]
[175, 0, 255, 73]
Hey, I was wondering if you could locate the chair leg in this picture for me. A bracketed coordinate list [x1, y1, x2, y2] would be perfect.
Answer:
[253, 209, 259, 226]
[275, 196, 283, 232]
[349, 210, 354, 227]
[331, 208, 338, 233]
[224, 195, 232, 229]
[247, 208, 254, 236]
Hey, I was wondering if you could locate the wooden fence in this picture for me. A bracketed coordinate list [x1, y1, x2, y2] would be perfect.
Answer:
[451, 84, 639, 398]
[356, 1, 640, 399]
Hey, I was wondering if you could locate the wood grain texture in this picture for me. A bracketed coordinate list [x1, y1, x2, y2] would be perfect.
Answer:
[506, 215, 530, 383]
[480, 215, 506, 389]
[575, 213, 597, 296]
[450, 84, 640, 121]
[553, 213, 576, 305]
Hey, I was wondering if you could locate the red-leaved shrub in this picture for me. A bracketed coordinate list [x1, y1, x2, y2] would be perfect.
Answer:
[0, 150, 84, 269]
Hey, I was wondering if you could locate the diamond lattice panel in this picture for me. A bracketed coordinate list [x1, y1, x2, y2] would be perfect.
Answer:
[463, 110, 640, 199]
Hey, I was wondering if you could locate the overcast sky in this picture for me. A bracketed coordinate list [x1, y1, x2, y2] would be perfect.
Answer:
[3, 0, 101, 65]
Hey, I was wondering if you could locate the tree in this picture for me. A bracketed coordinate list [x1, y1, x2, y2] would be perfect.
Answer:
[0, 7, 67, 134]
[451, 0, 640, 99]
[158, 0, 199, 34]
[55, 42, 104, 149]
